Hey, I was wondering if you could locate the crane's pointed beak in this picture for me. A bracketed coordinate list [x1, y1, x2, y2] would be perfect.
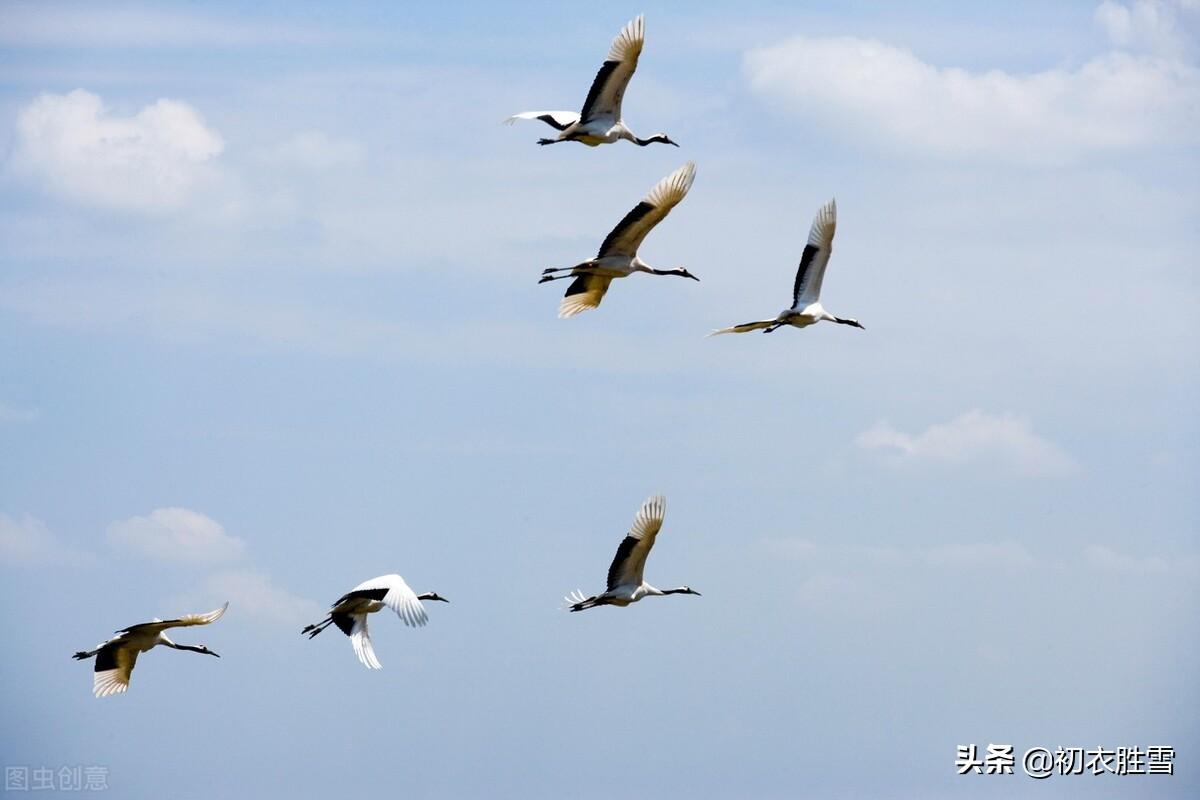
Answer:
[208, 650, 221, 658]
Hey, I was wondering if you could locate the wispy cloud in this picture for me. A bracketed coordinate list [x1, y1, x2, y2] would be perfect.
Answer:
[856, 410, 1077, 477]
[0, 4, 335, 48]
[191, 570, 322, 629]
[257, 131, 367, 171]
[743, 29, 1200, 163]
[8, 89, 225, 213]
[1084, 543, 1200, 576]
[1096, 0, 1200, 59]
[0, 512, 91, 566]
[925, 541, 1034, 569]
[108, 507, 246, 564]
[0, 402, 39, 423]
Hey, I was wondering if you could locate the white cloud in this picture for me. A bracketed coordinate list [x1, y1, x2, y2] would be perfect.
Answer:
[856, 410, 1076, 477]
[1096, 0, 1199, 59]
[743, 35, 1200, 163]
[0, 512, 90, 565]
[0, 402, 38, 423]
[108, 507, 245, 564]
[194, 570, 321, 629]
[9, 89, 224, 213]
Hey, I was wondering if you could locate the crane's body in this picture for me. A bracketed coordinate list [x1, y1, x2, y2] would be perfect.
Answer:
[539, 161, 699, 317]
[302, 574, 447, 669]
[72, 603, 227, 698]
[710, 198, 864, 335]
[565, 495, 700, 612]
[505, 16, 677, 148]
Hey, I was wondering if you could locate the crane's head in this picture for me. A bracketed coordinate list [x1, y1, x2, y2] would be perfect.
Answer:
[675, 267, 700, 282]
[193, 644, 220, 658]
[419, 592, 450, 603]
[680, 586, 701, 596]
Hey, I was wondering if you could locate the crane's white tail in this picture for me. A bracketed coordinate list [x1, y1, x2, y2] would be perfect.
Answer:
[563, 590, 601, 612]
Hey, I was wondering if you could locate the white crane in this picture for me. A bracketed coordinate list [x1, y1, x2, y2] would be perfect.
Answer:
[301, 574, 447, 669]
[505, 15, 677, 148]
[710, 198, 865, 335]
[565, 494, 700, 611]
[539, 161, 699, 317]
[72, 603, 228, 698]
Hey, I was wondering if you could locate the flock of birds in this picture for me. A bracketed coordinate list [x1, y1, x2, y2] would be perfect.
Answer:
[73, 15, 862, 697]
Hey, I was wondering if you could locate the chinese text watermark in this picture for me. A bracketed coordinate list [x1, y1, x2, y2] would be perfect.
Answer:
[956, 745, 1175, 778]
[4, 766, 108, 792]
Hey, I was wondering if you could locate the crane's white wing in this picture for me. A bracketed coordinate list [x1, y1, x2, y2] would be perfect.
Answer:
[708, 319, 778, 335]
[503, 110, 580, 131]
[118, 603, 228, 636]
[559, 274, 613, 318]
[349, 574, 428, 628]
[580, 15, 644, 123]
[348, 614, 383, 669]
[93, 640, 138, 698]
[792, 198, 837, 308]
[606, 494, 666, 590]
[598, 161, 696, 258]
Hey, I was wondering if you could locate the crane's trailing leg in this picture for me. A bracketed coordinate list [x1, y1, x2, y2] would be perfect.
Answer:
[537, 138, 559, 146]
[301, 617, 335, 638]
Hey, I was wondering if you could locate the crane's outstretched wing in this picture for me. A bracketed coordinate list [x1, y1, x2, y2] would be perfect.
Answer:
[559, 273, 613, 318]
[117, 603, 229, 635]
[503, 110, 580, 131]
[606, 494, 666, 590]
[708, 319, 778, 335]
[580, 15, 644, 123]
[598, 161, 696, 258]
[792, 198, 837, 308]
[348, 614, 382, 669]
[340, 574, 428, 628]
[92, 639, 138, 698]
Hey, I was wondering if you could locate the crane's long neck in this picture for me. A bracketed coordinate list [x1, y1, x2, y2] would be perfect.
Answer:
[661, 587, 693, 595]
[158, 634, 205, 654]
[635, 262, 692, 279]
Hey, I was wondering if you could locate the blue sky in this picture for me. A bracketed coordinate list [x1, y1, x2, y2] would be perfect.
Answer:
[0, 1, 1197, 797]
